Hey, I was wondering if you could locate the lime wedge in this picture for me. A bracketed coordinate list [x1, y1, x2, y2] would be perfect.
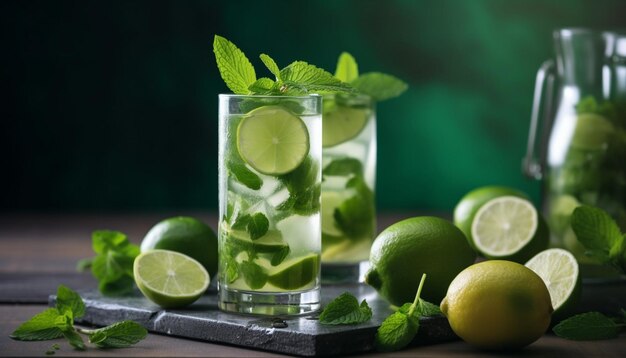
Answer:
[321, 191, 345, 237]
[323, 105, 369, 147]
[267, 253, 319, 290]
[237, 105, 309, 175]
[471, 196, 548, 262]
[525, 248, 581, 320]
[133, 249, 209, 308]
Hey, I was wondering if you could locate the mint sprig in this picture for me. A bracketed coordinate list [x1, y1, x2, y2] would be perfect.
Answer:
[213, 35, 353, 96]
[78, 230, 140, 296]
[553, 311, 626, 340]
[333, 51, 408, 102]
[10, 285, 147, 352]
[375, 274, 436, 352]
[571, 205, 626, 272]
[318, 292, 372, 325]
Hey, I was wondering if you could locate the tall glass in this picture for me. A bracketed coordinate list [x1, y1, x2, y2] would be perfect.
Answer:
[217, 95, 322, 315]
[321, 93, 376, 282]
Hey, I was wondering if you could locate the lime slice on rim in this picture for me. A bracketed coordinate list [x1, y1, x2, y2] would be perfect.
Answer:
[133, 249, 210, 308]
[323, 106, 369, 148]
[267, 253, 319, 290]
[525, 248, 581, 320]
[471, 196, 548, 262]
[237, 105, 309, 175]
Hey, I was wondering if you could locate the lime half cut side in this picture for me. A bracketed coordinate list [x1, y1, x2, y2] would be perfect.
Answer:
[323, 106, 369, 148]
[471, 196, 538, 258]
[525, 248, 580, 320]
[237, 105, 309, 176]
[134, 249, 210, 308]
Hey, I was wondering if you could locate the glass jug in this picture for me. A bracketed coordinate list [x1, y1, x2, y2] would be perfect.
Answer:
[524, 28, 626, 279]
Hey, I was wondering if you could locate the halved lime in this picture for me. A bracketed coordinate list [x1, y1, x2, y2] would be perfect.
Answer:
[237, 105, 309, 175]
[267, 253, 319, 290]
[471, 196, 548, 263]
[525, 248, 581, 321]
[133, 249, 210, 308]
[322, 105, 369, 148]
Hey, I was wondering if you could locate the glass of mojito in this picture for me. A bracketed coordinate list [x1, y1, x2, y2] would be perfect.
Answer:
[217, 94, 322, 315]
[320, 52, 407, 281]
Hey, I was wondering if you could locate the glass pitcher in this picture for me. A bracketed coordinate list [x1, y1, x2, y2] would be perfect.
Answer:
[524, 28, 626, 279]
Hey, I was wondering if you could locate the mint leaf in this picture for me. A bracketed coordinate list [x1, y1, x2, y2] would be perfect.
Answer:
[352, 72, 408, 101]
[10, 308, 64, 341]
[323, 157, 363, 177]
[55, 315, 85, 350]
[86, 321, 147, 348]
[375, 274, 427, 352]
[553, 312, 623, 340]
[398, 299, 442, 317]
[334, 52, 359, 83]
[248, 77, 276, 95]
[334, 176, 375, 239]
[56, 285, 85, 320]
[260, 54, 281, 80]
[248, 213, 269, 240]
[278, 156, 320, 216]
[213, 35, 256, 94]
[228, 160, 263, 190]
[91, 249, 137, 296]
[280, 61, 353, 94]
[271, 246, 290, 266]
[240, 260, 268, 289]
[571, 205, 624, 269]
[318, 292, 372, 325]
[76, 258, 93, 272]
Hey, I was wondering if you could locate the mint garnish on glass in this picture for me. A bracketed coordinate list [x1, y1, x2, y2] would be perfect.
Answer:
[213, 35, 353, 96]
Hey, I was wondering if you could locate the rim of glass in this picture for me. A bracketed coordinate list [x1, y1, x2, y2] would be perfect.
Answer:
[219, 94, 321, 99]
[556, 27, 617, 37]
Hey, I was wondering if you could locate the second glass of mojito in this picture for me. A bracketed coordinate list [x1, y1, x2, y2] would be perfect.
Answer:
[217, 94, 322, 315]
[321, 93, 376, 281]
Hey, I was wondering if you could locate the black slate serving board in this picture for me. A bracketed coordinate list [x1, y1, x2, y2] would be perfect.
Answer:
[50, 284, 456, 356]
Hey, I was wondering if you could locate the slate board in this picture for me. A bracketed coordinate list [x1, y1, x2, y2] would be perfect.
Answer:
[50, 284, 456, 356]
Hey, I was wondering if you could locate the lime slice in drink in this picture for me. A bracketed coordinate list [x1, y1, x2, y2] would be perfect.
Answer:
[226, 227, 289, 254]
[237, 105, 309, 175]
[471, 196, 548, 263]
[322, 106, 368, 148]
[321, 191, 345, 238]
[525, 248, 581, 321]
[133, 249, 210, 308]
[267, 253, 319, 290]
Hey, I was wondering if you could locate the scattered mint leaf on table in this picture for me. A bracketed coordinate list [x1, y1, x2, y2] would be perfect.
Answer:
[571, 205, 626, 272]
[81, 321, 148, 348]
[213, 35, 256, 94]
[56, 284, 85, 319]
[319, 292, 372, 325]
[553, 312, 625, 340]
[334, 52, 359, 83]
[10, 308, 64, 341]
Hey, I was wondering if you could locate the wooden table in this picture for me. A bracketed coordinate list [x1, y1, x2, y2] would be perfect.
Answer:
[1, 213, 624, 357]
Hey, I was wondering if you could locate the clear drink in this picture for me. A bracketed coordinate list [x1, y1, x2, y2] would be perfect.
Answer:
[217, 95, 322, 315]
[321, 93, 376, 279]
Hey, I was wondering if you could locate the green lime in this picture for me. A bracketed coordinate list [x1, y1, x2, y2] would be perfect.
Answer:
[525, 248, 581, 322]
[571, 113, 614, 150]
[365, 216, 476, 306]
[133, 249, 210, 308]
[322, 105, 369, 147]
[237, 105, 309, 175]
[471, 196, 549, 263]
[141, 216, 218, 278]
[267, 253, 319, 290]
[453, 186, 527, 250]
[440, 260, 552, 350]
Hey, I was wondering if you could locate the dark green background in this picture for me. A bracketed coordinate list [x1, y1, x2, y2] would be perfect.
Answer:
[2, 0, 625, 213]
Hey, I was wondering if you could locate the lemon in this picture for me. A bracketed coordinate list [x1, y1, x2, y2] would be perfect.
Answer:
[237, 105, 309, 175]
[525, 248, 581, 322]
[365, 217, 476, 305]
[141, 216, 218, 278]
[471, 196, 549, 263]
[322, 102, 369, 147]
[453, 186, 527, 250]
[440, 260, 552, 350]
[134, 250, 210, 308]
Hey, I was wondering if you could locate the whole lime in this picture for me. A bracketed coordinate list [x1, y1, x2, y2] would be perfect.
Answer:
[453, 186, 527, 250]
[440, 260, 552, 350]
[365, 216, 476, 306]
[141, 217, 218, 278]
